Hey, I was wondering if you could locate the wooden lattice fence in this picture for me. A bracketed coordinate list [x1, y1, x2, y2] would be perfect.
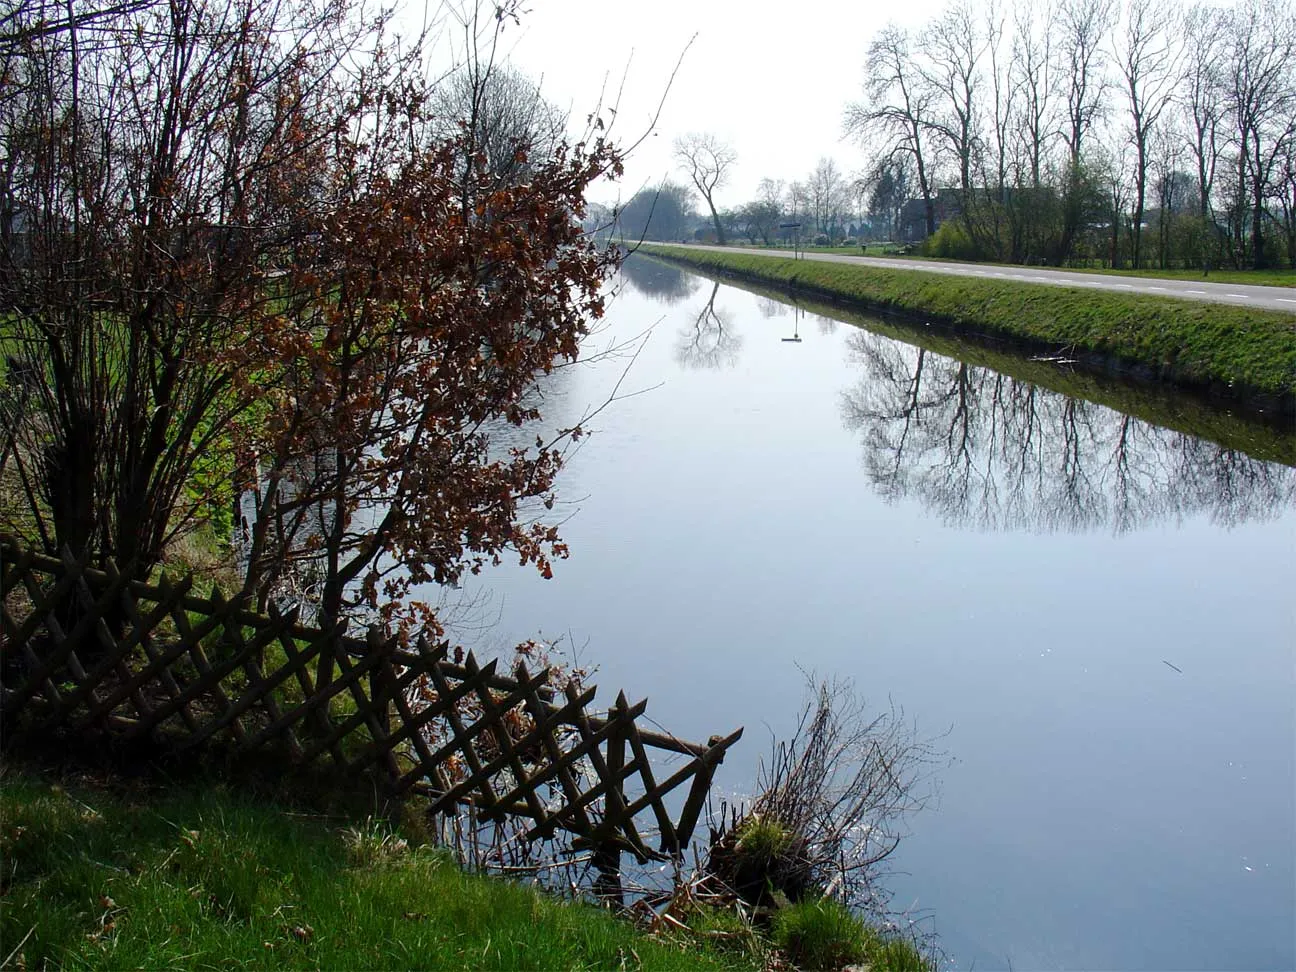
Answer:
[0, 539, 742, 864]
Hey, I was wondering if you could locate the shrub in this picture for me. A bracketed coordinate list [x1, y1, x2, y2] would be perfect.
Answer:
[923, 220, 983, 260]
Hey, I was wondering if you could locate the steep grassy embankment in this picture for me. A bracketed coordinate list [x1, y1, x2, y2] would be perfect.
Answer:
[0, 770, 755, 971]
[0, 768, 933, 971]
[641, 245, 1296, 419]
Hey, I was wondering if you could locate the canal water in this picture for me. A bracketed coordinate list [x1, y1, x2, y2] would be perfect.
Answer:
[444, 256, 1296, 971]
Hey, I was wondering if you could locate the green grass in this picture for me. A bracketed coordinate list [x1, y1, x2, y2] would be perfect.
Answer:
[732, 242, 906, 257]
[719, 244, 1296, 285]
[734, 815, 795, 862]
[772, 898, 928, 972]
[1058, 265, 1296, 287]
[642, 245, 1296, 408]
[0, 769, 760, 971]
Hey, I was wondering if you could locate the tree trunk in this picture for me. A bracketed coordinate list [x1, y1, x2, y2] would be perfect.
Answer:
[707, 202, 726, 244]
[1132, 144, 1146, 269]
[1251, 170, 1267, 269]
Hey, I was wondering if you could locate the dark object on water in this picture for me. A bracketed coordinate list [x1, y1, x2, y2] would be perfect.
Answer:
[1162, 659, 1183, 673]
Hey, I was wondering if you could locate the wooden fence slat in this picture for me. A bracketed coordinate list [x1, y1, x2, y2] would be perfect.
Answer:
[177, 611, 328, 753]
[622, 715, 679, 854]
[376, 660, 559, 793]
[386, 638, 456, 794]
[421, 652, 504, 812]
[557, 681, 646, 853]
[6, 549, 89, 663]
[7, 548, 112, 712]
[403, 661, 560, 779]
[244, 635, 383, 758]
[461, 653, 552, 831]
[61, 548, 160, 728]
[674, 733, 742, 851]
[101, 560, 202, 735]
[359, 627, 401, 782]
[292, 642, 456, 772]
[529, 759, 646, 851]
[618, 727, 746, 829]
[514, 668, 599, 837]
[112, 594, 299, 743]
[421, 684, 613, 818]
[55, 569, 194, 731]
[162, 582, 254, 745]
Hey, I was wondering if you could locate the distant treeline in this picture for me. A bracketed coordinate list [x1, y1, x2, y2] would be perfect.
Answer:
[597, 0, 1295, 271]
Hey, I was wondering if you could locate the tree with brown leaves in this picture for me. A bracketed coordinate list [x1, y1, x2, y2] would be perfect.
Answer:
[0, 0, 623, 637]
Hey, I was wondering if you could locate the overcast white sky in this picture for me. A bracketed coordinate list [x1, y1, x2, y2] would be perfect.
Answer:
[414, 0, 950, 208]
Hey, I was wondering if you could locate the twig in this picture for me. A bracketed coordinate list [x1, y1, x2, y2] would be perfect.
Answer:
[1, 925, 35, 969]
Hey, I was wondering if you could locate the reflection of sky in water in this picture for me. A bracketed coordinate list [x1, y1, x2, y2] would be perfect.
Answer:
[431, 258, 1295, 972]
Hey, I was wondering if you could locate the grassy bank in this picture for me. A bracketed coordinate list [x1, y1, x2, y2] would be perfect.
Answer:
[642, 245, 1296, 417]
[0, 767, 929, 971]
[637, 255, 1295, 465]
[0, 769, 748, 971]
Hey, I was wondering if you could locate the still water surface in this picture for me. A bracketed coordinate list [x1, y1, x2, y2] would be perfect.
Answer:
[447, 257, 1296, 971]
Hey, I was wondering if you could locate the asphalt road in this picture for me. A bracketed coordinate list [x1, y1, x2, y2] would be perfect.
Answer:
[674, 243, 1296, 315]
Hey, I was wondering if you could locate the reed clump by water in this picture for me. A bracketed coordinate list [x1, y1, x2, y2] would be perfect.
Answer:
[700, 678, 941, 971]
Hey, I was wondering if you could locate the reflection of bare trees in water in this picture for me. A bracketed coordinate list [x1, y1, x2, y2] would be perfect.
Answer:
[757, 296, 788, 319]
[813, 313, 839, 336]
[676, 281, 743, 370]
[840, 331, 1296, 532]
[619, 255, 702, 304]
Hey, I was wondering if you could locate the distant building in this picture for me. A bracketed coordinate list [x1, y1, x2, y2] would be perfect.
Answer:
[898, 189, 963, 242]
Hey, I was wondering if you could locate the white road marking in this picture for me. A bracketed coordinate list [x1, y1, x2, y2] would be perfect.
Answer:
[1277, 298, 1296, 303]
[1146, 286, 1166, 291]
[1186, 290, 1207, 295]
[1226, 293, 1248, 298]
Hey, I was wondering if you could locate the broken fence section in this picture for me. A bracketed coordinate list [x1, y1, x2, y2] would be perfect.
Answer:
[0, 539, 742, 863]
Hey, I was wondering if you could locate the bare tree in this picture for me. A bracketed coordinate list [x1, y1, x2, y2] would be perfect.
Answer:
[1223, 0, 1296, 268]
[1058, 0, 1115, 165]
[846, 24, 938, 238]
[1012, 0, 1057, 190]
[1276, 131, 1296, 267]
[0, 0, 154, 50]
[673, 132, 736, 244]
[757, 176, 785, 211]
[921, 0, 983, 198]
[736, 176, 785, 245]
[785, 180, 810, 241]
[1056, 0, 1117, 261]
[1114, 0, 1181, 268]
[983, 0, 1019, 199]
[1181, 4, 1226, 227]
[808, 157, 848, 240]
[864, 157, 913, 241]
[432, 65, 566, 188]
